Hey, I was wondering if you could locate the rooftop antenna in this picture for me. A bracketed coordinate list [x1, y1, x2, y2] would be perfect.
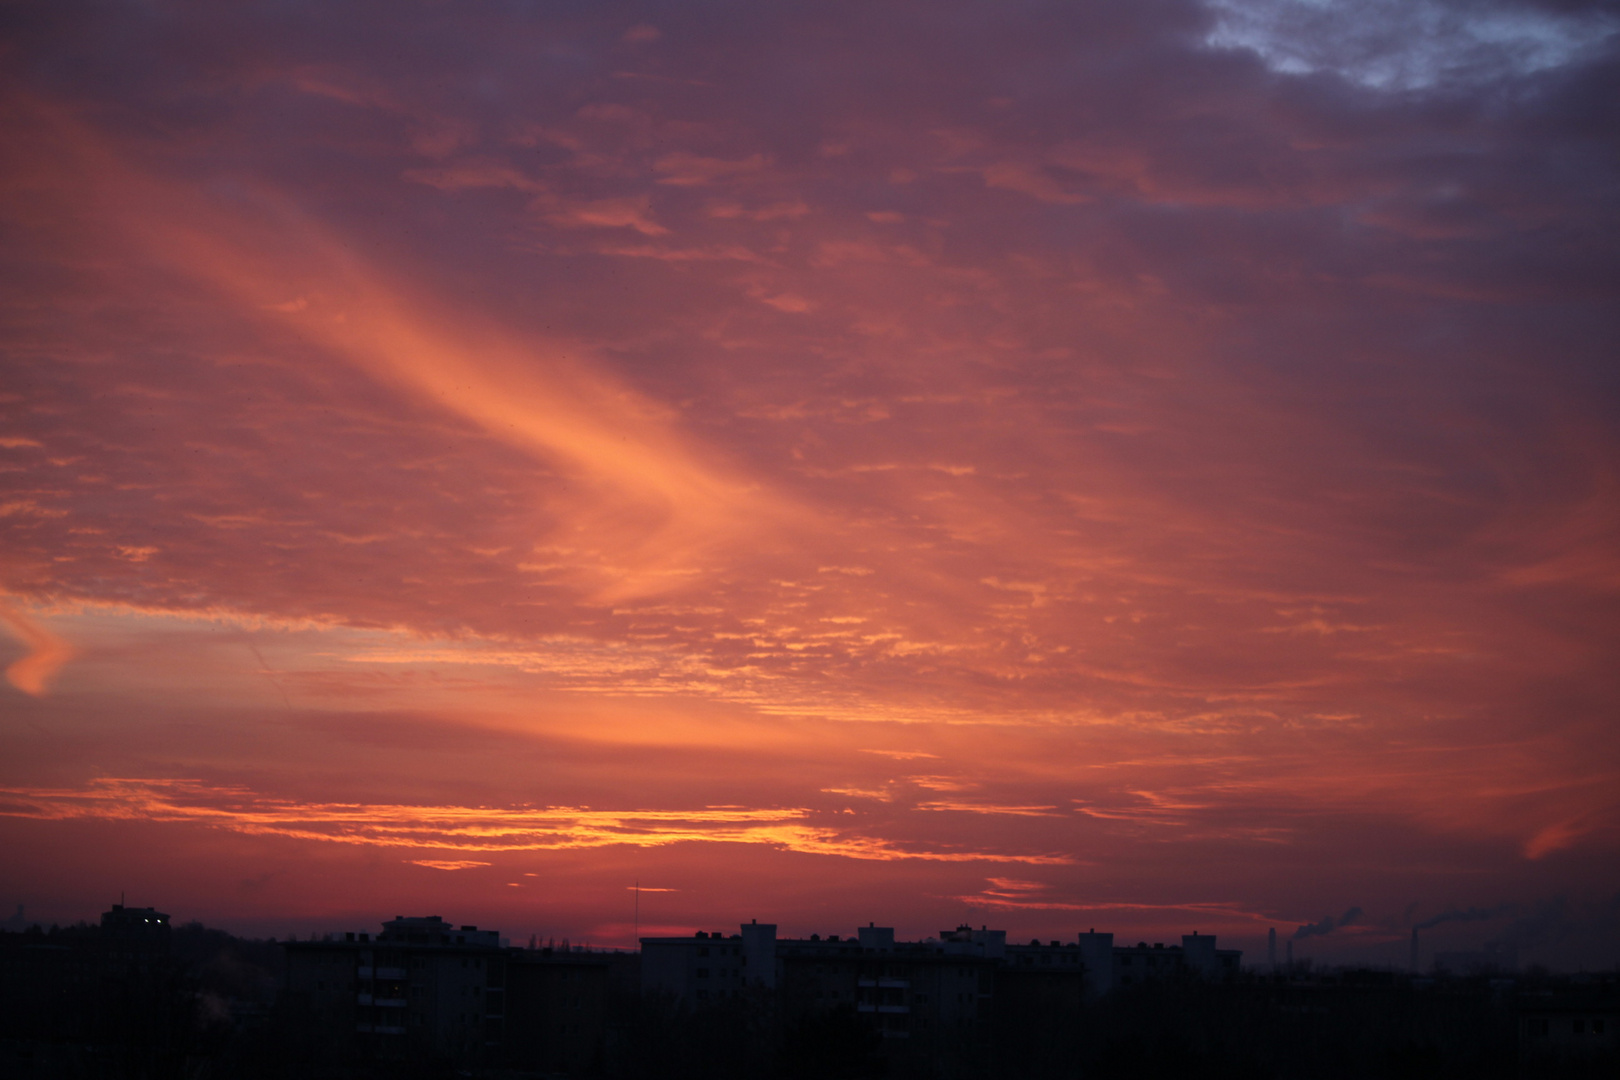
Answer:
[634, 879, 640, 947]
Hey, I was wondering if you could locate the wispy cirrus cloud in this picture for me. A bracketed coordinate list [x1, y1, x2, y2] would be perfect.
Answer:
[915, 801, 1060, 817]
[0, 779, 1069, 865]
[951, 880, 1276, 927]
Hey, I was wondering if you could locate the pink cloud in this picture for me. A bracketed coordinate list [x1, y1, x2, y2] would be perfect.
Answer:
[654, 152, 769, 187]
[0, 600, 74, 696]
[0, 1, 1616, 964]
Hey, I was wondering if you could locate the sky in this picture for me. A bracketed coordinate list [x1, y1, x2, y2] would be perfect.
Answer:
[1, 0, 1618, 969]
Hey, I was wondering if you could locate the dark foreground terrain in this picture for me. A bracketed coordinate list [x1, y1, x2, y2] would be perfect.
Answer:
[2, 921, 1615, 1079]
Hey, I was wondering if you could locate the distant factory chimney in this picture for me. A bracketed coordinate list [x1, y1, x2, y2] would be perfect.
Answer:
[1410, 927, 1419, 972]
[1268, 927, 1276, 971]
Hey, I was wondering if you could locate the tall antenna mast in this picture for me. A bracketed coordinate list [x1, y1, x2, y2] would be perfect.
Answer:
[634, 879, 640, 947]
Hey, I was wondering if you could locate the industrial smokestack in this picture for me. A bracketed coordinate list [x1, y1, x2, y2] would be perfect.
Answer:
[1268, 927, 1276, 971]
[1410, 927, 1419, 972]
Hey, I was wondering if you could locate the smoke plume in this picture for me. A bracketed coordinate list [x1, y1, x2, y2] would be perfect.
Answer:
[1414, 904, 1519, 931]
[1293, 906, 1364, 940]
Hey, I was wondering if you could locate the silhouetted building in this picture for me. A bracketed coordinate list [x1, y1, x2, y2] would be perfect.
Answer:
[641, 920, 1239, 1078]
[23, 899, 1613, 1080]
[285, 916, 507, 1061]
[1076, 930, 1116, 998]
[778, 925, 999, 1078]
[0, 903, 188, 1070]
[100, 903, 171, 946]
[99, 903, 173, 981]
[1520, 993, 1619, 1064]
[1079, 932, 1242, 995]
[282, 914, 622, 1072]
[504, 948, 617, 1074]
[640, 920, 778, 1001]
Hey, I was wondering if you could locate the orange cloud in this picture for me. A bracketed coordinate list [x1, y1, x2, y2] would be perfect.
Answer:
[0, 600, 74, 696]
[18, 102, 801, 603]
[0, 779, 1070, 865]
[2, 5, 1618, 963]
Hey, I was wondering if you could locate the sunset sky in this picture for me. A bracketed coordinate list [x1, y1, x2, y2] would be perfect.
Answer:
[2, 0, 1618, 969]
